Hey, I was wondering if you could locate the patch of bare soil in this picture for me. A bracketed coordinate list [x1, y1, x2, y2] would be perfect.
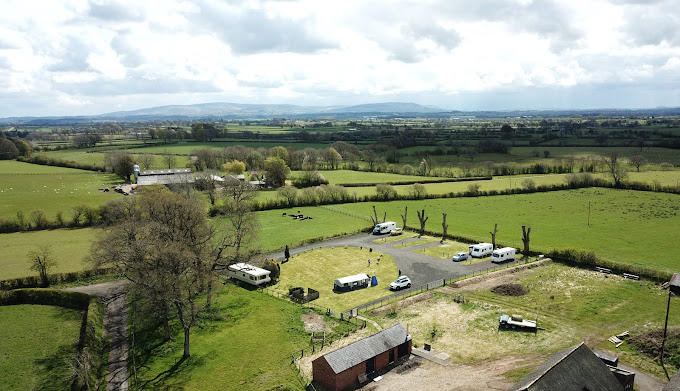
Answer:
[629, 328, 680, 360]
[369, 291, 435, 316]
[441, 272, 520, 295]
[491, 283, 528, 296]
[302, 312, 330, 332]
[362, 356, 524, 391]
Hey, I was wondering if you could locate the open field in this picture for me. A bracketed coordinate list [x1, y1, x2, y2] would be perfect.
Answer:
[0, 304, 83, 391]
[331, 188, 680, 272]
[0, 161, 120, 220]
[0, 228, 96, 280]
[131, 284, 310, 390]
[39, 150, 192, 170]
[275, 247, 398, 312]
[367, 262, 680, 380]
[289, 169, 441, 184]
[122, 140, 333, 155]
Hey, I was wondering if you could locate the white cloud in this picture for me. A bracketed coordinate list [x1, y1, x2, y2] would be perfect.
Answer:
[0, 0, 679, 116]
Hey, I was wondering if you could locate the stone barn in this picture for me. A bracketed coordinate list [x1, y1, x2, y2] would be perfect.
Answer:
[312, 323, 411, 391]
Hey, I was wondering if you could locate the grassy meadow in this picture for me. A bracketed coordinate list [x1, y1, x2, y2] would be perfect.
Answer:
[0, 305, 83, 391]
[0, 161, 120, 221]
[331, 188, 680, 272]
[131, 284, 310, 391]
[369, 262, 680, 379]
[275, 247, 399, 312]
[0, 228, 97, 280]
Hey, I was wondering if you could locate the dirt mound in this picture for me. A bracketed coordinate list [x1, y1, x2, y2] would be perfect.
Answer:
[491, 284, 528, 296]
[629, 328, 680, 361]
[302, 312, 329, 332]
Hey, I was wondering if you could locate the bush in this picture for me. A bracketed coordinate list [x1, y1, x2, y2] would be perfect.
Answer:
[262, 258, 280, 281]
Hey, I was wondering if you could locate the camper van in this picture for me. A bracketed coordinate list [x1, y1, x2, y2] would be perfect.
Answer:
[491, 247, 516, 263]
[227, 263, 272, 286]
[468, 243, 493, 258]
[334, 273, 370, 292]
[373, 221, 397, 235]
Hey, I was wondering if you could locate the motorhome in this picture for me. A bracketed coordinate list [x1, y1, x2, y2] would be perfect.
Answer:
[227, 263, 272, 286]
[334, 273, 370, 292]
[468, 243, 493, 258]
[373, 221, 397, 235]
[491, 247, 516, 263]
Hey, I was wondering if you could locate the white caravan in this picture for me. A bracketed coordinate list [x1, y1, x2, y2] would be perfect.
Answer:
[468, 243, 493, 258]
[228, 263, 272, 286]
[491, 247, 516, 263]
[373, 221, 397, 235]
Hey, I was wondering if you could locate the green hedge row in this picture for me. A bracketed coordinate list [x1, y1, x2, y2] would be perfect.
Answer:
[17, 154, 105, 172]
[0, 267, 115, 291]
[75, 298, 106, 391]
[336, 176, 492, 188]
[0, 288, 92, 309]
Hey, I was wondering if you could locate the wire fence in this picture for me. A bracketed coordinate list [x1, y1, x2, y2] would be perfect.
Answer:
[319, 205, 372, 222]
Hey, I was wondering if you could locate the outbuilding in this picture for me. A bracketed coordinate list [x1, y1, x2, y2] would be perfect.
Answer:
[312, 324, 412, 391]
[334, 273, 370, 292]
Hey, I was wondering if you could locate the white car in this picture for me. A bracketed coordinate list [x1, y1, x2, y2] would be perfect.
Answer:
[452, 252, 468, 262]
[390, 276, 412, 290]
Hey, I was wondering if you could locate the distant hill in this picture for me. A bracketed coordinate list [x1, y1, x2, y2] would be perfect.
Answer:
[101, 102, 334, 118]
[322, 102, 444, 114]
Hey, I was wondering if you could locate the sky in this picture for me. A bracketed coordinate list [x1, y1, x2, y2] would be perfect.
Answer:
[1, 0, 679, 117]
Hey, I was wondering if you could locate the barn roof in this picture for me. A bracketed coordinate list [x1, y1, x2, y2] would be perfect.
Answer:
[510, 342, 623, 391]
[322, 324, 411, 374]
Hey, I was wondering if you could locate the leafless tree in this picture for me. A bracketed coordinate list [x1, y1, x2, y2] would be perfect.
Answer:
[28, 244, 56, 287]
[521, 225, 531, 258]
[601, 151, 628, 186]
[490, 223, 499, 249]
[441, 213, 448, 243]
[629, 155, 647, 172]
[400, 206, 408, 231]
[416, 209, 428, 237]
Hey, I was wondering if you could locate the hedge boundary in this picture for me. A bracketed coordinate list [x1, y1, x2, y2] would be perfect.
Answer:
[336, 176, 492, 187]
[0, 267, 115, 291]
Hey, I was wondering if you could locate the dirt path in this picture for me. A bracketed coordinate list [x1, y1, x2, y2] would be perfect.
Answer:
[618, 363, 666, 391]
[66, 280, 130, 391]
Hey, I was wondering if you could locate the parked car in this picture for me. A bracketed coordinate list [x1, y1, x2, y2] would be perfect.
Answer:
[390, 228, 403, 236]
[452, 252, 468, 262]
[390, 276, 412, 290]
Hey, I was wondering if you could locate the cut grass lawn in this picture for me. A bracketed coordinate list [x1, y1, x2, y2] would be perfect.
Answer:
[416, 240, 472, 260]
[394, 237, 439, 248]
[276, 247, 399, 312]
[332, 188, 680, 273]
[0, 161, 120, 220]
[0, 228, 97, 280]
[289, 169, 441, 185]
[131, 284, 311, 391]
[0, 304, 82, 391]
[368, 262, 680, 379]
[372, 232, 418, 244]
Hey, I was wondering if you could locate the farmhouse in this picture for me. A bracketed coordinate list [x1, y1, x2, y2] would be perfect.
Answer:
[312, 323, 412, 391]
[510, 342, 624, 391]
[135, 168, 194, 186]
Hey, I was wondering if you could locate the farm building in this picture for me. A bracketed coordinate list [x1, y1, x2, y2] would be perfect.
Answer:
[135, 168, 194, 186]
[510, 342, 624, 391]
[312, 323, 412, 391]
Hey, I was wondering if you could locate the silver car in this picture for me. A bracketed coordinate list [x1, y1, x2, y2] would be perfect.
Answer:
[452, 252, 468, 262]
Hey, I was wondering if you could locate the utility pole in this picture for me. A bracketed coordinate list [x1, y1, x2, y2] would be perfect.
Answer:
[588, 200, 591, 227]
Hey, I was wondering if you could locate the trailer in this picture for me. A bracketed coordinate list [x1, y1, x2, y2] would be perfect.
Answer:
[469, 242, 493, 258]
[227, 263, 272, 286]
[334, 273, 370, 292]
[373, 221, 397, 235]
[491, 247, 516, 263]
[499, 313, 537, 331]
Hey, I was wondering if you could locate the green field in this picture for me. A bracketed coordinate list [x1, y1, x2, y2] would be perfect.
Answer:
[0, 161, 120, 221]
[276, 247, 399, 312]
[289, 169, 441, 184]
[122, 141, 332, 155]
[369, 263, 680, 378]
[132, 284, 309, 390]
[0, 228, 97, 280]
[330, 188, 680, 272]
[0, 305, 83, 391]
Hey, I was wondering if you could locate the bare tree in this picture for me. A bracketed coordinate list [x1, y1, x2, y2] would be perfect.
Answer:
[28, 244, 56, 287]
[162, 150, 177, 169]
[601, 151, 628, 186]
[138, 153, 155, 170]
[416, 209, 428, 237]
[400, 206, 408, 231]
[489, 223, 499, 249]
[629, 155, 647, 172]
[369, 205, 385, 226]
[521, 225, 531, 258]
[441, 212, 448, 243]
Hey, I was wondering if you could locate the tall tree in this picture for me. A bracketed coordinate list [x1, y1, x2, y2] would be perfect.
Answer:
[629, 155, 647, 172]
[521, 225, 531, 258]
[400, 206, 408, 231]
[416, 209, 428, 237]
[490, 223, 499, 250]
[105, 151, 136, 181]
[162, 152, 177, 169]
[28, 244, 56, 287]
[441, 213, 448, 243]
[137, 153, 154, 170]
[602, 151, 628, 186]
[264, 156, 290, 187]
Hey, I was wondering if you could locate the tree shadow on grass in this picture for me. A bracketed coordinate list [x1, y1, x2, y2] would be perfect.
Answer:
[136, 354, 208, 390]
[33, 343, 79, 391]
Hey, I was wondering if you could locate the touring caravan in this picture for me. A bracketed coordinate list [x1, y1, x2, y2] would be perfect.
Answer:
[373, 221, 397, 235]
[334, 273, 370, 292]
[491, 247, 516, 263]
[227, 263, 272, 286]
[468, 243, 493, 258]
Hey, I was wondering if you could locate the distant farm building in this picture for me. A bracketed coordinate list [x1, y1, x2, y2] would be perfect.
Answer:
[312, 323, 412, 391]
[510, 342, 625, 391]
[135, 168, 194, 186]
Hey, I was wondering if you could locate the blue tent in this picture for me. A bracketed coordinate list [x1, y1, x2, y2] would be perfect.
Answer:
[371, 275, 378, 286]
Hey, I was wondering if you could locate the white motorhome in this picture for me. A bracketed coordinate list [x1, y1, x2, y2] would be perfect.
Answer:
[373, 221, 397, 235]
[334, 273, 370, 292]
[227, 263, 272, 286]
[468, 243, 493, 258]
[491, 247, 516, 263]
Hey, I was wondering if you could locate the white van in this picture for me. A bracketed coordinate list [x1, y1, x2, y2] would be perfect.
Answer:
[491, 247, 516, 263]
[373, 221, 397, 235]
[469, 243, 493, 258]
